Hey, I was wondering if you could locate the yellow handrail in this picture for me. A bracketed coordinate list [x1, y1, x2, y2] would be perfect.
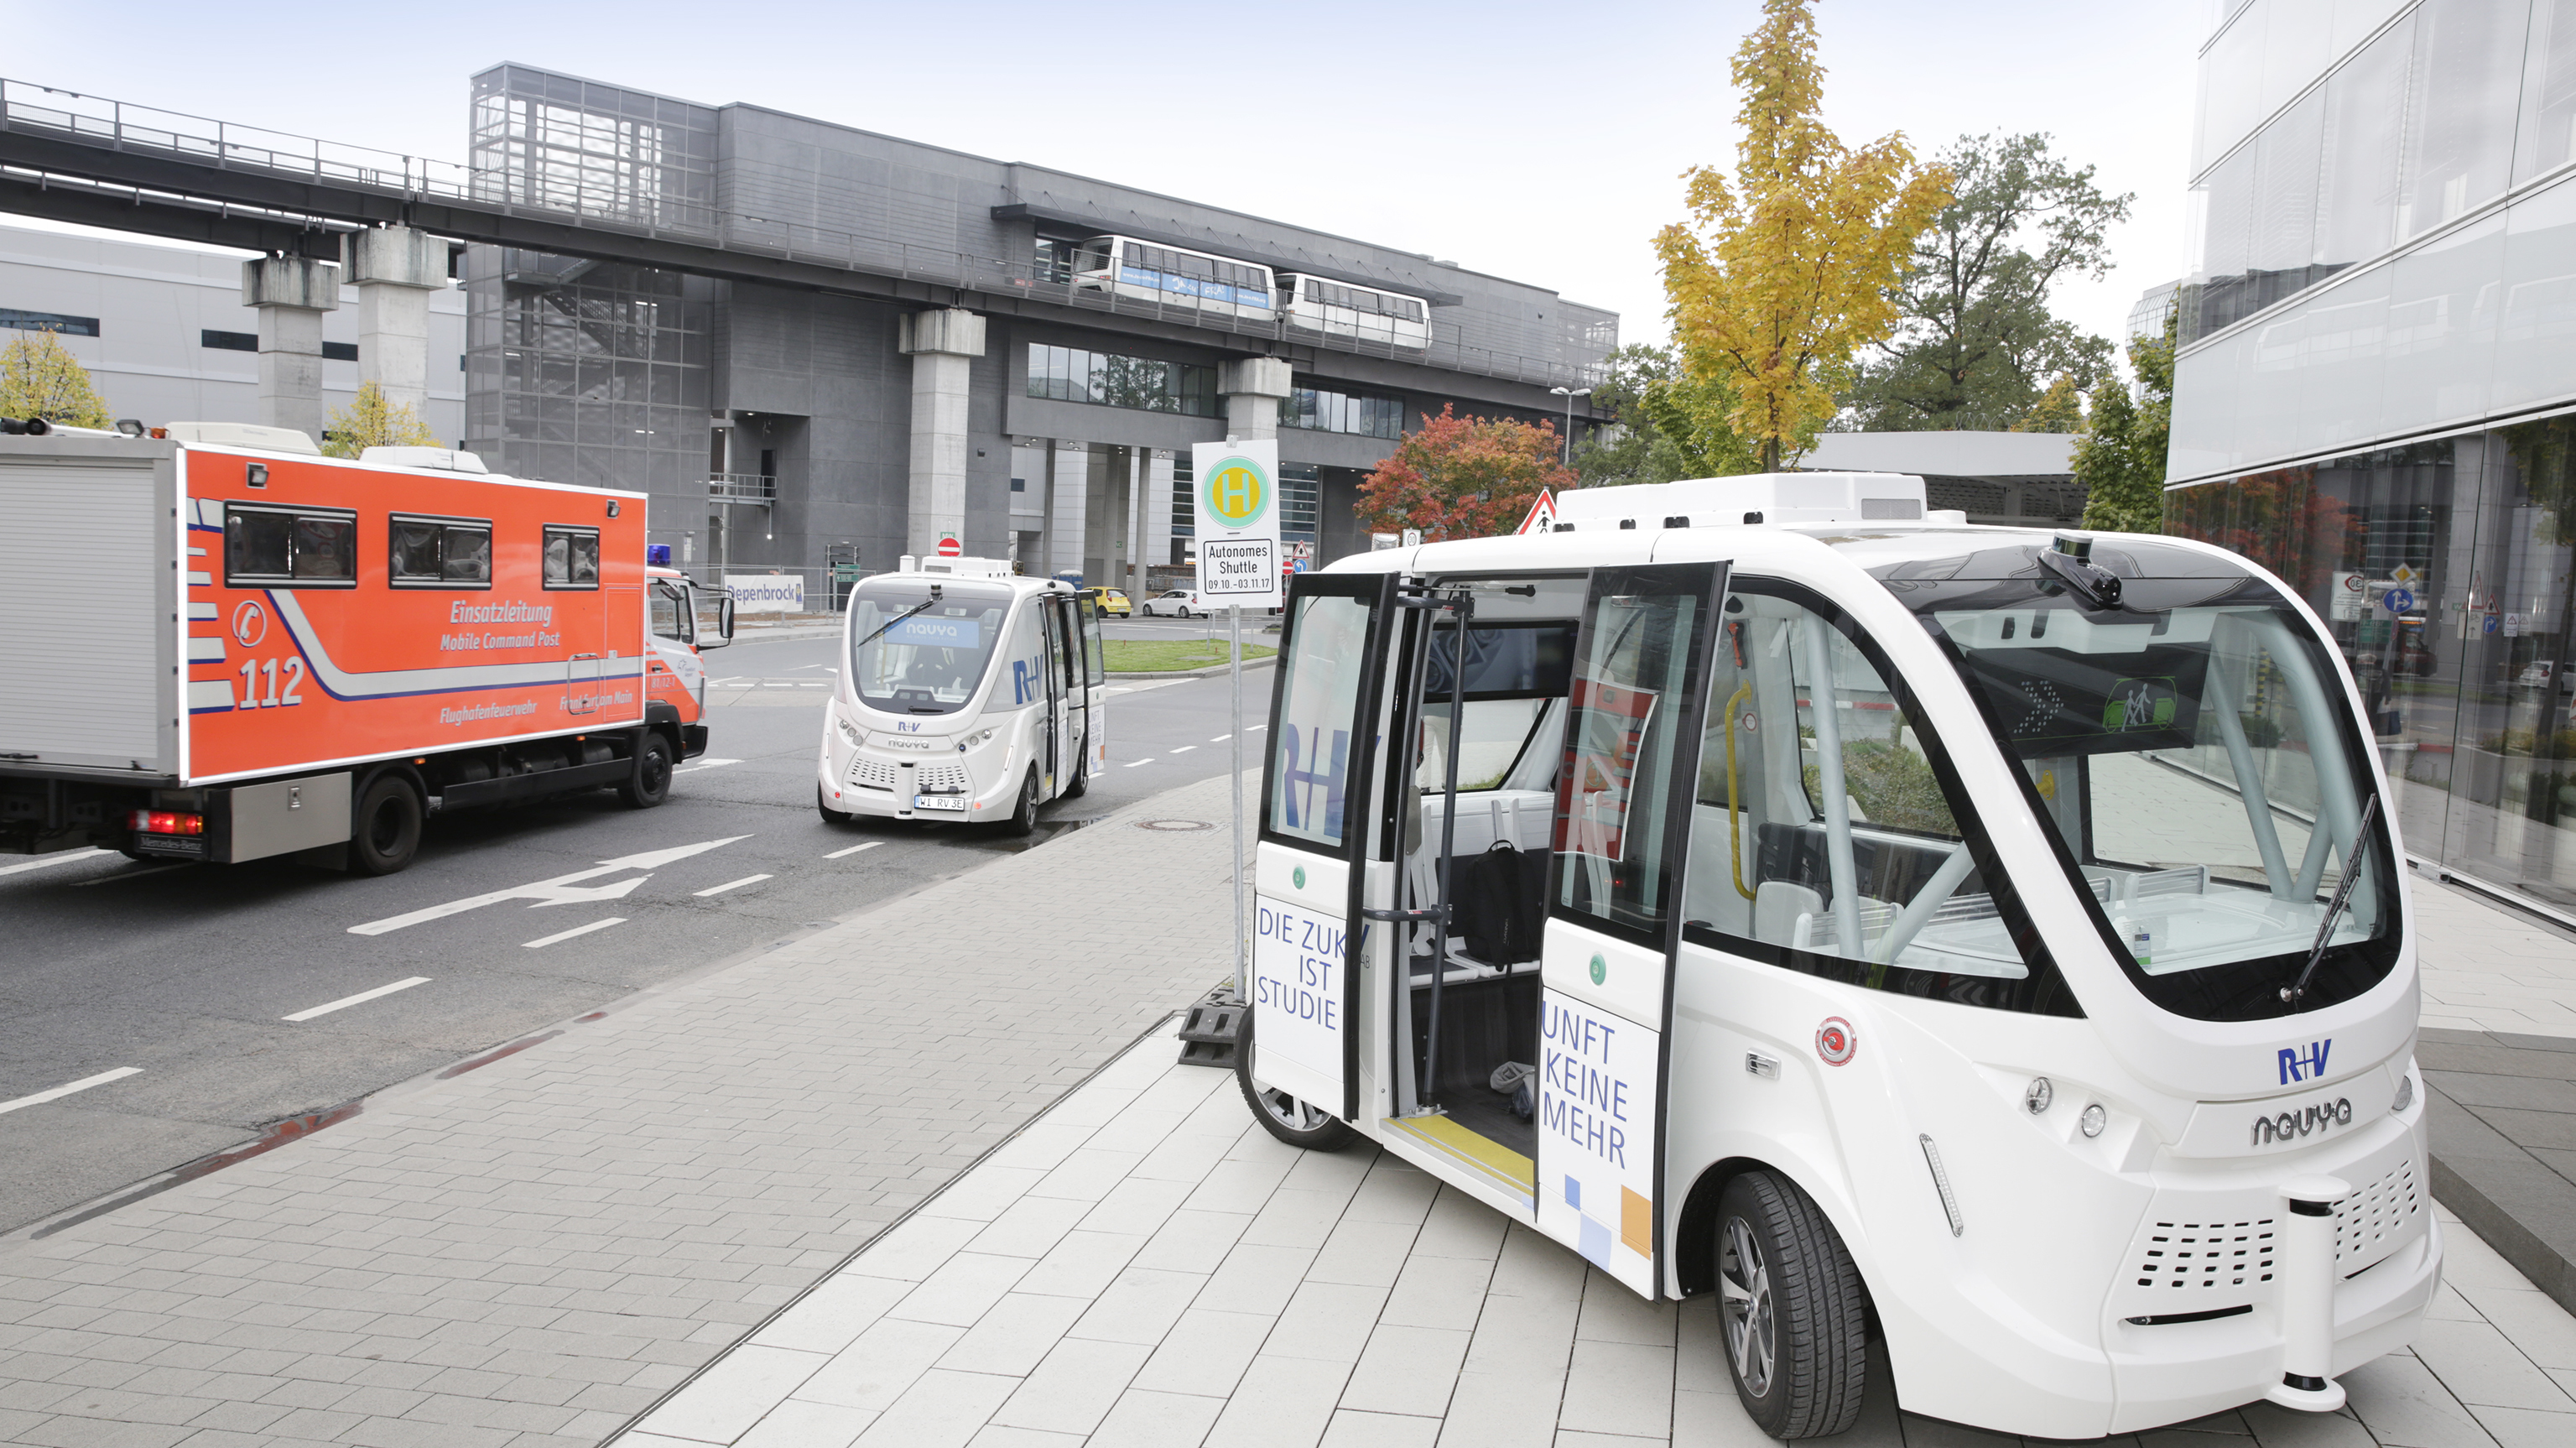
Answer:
[1725, 680, 1754, 901]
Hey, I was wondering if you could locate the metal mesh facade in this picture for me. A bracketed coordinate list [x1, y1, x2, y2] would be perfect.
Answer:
[463, 247, 714, 496]
[470, 65, 718, 235]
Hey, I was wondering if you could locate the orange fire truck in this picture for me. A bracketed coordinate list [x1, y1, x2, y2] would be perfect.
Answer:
[0, 420, 731, 875]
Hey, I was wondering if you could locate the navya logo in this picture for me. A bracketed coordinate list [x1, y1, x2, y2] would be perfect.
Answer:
[2253, 1096, 2355, 1147]
[2278, 1038, 2333, 1086]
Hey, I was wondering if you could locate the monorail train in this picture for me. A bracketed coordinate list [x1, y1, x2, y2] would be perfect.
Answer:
[1069, 236, 1274, 321]
[1278, 273, 1432, 350]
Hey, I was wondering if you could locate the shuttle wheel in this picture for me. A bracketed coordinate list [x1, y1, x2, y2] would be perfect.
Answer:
[1003, 767, 1039, 836]
[351, 773, 424, 877]
[1236, 1008, 1353, 1151]
[817, 785, 854, 826]
[1064, 753, 1090, 800]
[620, 733, 673, 809]
[1715, 1171, 1866, 1439]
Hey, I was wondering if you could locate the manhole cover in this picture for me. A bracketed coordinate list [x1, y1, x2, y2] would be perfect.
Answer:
[1136, 819, 1214, 831]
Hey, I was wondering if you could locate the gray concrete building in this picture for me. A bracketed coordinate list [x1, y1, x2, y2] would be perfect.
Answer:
[0, 222, 466, 441]
[458, 65, 1616, 589]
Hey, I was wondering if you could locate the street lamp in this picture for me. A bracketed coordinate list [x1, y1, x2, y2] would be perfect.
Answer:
[1549, 386, 1593, 467]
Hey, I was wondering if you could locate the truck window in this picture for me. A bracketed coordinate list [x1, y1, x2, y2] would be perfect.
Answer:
[225, 503, 356, 588]
[543, 525, 601, 590]
[389, 515, 492, 588]
[649, 581, 691, 642]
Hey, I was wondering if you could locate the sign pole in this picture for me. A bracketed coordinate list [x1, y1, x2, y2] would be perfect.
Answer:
[1230, 602, 1243, 999]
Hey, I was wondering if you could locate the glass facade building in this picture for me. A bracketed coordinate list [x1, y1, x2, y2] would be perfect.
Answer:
[2170, 0, 2576, 919]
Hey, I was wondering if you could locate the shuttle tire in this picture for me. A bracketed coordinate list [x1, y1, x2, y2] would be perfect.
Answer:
[1004, 767, 1039, 836]
[818, 785, 853, 826]
[1064, 752, 1090, 800]
[1236, 1008, 1353, 1151]
[350, 773, 424, 877]
[620, 732, 674, 809]
[1715, 1171, 1866, 1440]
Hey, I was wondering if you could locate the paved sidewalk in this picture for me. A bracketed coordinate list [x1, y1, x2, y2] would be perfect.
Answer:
[618, 1022, 2576, 1448]
[0, 773, 1247, 1448]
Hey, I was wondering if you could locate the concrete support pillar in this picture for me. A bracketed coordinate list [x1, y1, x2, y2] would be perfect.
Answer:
[898, 309, 986, 558]
[241, 257, 340, 443]
[1049, 443, 1089, 578]
[345, 227, 447, 425]
[1219, 356, 1293, 441]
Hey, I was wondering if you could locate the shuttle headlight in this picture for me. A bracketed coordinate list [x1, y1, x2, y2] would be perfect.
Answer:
[835, 716, 861, 748]
[2023, 1078, 2053, 1115]
[2079, 1103, 2107, 1138]
[2391, 1070, 2415, 1113]
[960, 728, 996, 753]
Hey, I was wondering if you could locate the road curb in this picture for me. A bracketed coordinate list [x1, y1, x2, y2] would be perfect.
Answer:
[1108, 655, 1278, 681]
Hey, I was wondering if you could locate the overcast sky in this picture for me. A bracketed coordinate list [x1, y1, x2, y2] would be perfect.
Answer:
[15, 0, 2205, 366]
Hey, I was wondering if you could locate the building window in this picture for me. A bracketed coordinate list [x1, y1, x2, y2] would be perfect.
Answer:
[1025, 343, 1216, 416]
[1280, 383, 1406, 440]
[203, 331, 356, 361]
[1279, 463, 1319, 542]
[3, 310, 99, 337]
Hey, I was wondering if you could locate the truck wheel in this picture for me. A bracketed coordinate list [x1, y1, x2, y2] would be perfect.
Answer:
[620, 732, 674, 809]
[1004, 767, 1039, 836]
[1715, 1171, 1867, 1440]
[818, 784, 854, 826]
[1237, 1007, 1352, 1150]
[351, 774, 424, 877]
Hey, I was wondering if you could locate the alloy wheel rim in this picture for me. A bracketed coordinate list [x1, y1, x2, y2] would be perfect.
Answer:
[1249, 1044, 1324, 1132]
[1720, 1216, 1776, 1398]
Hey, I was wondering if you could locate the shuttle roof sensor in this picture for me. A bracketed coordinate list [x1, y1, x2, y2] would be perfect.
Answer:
[1548, 471, 1927, 532]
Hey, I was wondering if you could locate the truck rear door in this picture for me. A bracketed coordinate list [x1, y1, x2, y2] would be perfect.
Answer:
[0, 436, 179, 777]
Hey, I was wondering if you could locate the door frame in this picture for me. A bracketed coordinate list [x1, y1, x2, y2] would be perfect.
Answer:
[1257, 569, 1401, 1123]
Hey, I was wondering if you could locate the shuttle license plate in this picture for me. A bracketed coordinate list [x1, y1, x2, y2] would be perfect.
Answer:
[913, 794, 967, 812]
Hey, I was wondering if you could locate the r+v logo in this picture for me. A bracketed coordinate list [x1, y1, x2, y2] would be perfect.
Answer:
[2277, 1038, 2332, 1086]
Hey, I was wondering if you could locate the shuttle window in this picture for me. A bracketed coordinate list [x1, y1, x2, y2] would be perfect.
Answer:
[542, 525, 600, 590]
[1553, 571, 1708, 939]
[1678, 583, 2071, 1014]
[224, 503, 356, 588]
[1896, 560, 2400, 1021]
[1268, 591, 1382, 849]
[388, 515, 492, 588]
[848, 580, 1012, 716]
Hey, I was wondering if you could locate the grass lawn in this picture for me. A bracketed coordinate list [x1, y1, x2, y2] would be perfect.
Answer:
[1102, 638, 1279, 673]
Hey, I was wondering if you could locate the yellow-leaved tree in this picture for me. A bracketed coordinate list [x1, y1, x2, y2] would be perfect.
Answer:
[0, 327, 113, 428]
[321, 381, 440, 458]
[1655, 0, 1951, 471]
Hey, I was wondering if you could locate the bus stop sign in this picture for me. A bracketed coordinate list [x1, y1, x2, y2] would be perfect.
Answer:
[1192, 440, 1282, 608]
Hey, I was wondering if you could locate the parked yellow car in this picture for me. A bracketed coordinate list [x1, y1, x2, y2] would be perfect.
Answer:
[1079, 586, 1132, 617]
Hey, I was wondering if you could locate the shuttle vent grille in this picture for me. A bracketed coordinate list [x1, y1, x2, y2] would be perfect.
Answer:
[2336, 1160, 2420, 1271]
[848, 757, 898, 791]
[2134, 1218, 2275, 1293]
[915, 762, 971, 793]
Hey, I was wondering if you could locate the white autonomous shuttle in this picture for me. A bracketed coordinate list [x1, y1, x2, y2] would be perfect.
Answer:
[1236, 472, 2434, 1440]
[817, 556, 1107, 834]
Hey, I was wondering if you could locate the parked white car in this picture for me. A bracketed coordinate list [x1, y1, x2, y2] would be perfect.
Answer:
[1137, 588, 1209, 617]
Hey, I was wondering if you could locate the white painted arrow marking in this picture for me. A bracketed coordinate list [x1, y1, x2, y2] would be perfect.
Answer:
[346, 836, 752, 935]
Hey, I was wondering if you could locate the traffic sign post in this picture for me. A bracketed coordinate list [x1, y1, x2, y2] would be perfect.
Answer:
[1190, 440, 1283, 999]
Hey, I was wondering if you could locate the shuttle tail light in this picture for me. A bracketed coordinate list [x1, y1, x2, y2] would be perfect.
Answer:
[130, 810, 203, 836]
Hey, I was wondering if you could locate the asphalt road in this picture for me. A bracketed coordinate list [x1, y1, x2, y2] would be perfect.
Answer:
[0, 617, 1278, 1235]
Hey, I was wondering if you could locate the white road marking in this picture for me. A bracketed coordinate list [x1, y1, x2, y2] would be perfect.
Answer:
[1169, 745, 1195, 753]
[1249, 724, 1267, 732]
[523, 918, 626, 949]
[1210, 734, 1231, 742]
[825, 841, 882, 859]
[73, 863, 192, 888]
[1125, 758, 1154, 768]
[348, 836, 752, 935]
[0, 847, 110, 879]
[674, 758, 743, 773]
[694, 874, 773, 897]
[282, 977, 431, 1023]
[0, 1067, 141, 1117]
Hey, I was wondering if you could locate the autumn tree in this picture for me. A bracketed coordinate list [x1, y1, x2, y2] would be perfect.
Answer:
[1844, 133, 2130, 431]
[1656, 0, 1949, 471]
[1573, 344, 1760, 486]
[0, 327, 112, 428]
[321, 381, 440, 459]
[2075, 317, 2175, 534]
[2013, 375, 2084, 434]
[1356, 404, 1576, 542]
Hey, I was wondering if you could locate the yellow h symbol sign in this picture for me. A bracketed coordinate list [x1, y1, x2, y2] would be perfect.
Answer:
[1210, 465, 1262, 523]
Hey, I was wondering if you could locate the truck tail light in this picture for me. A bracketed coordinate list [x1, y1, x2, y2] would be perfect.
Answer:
[130, 810, 204, 836]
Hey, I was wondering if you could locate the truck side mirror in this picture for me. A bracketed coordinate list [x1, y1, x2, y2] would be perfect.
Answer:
[718, 594, 736, 643]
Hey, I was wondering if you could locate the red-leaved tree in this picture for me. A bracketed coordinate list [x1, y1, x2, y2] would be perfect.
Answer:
[1354, 404, 1579, 542]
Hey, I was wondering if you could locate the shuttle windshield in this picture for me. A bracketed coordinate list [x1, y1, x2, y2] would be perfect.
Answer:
[1877, 544, 2401, 1021]
[848, 580, 1014, 716]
